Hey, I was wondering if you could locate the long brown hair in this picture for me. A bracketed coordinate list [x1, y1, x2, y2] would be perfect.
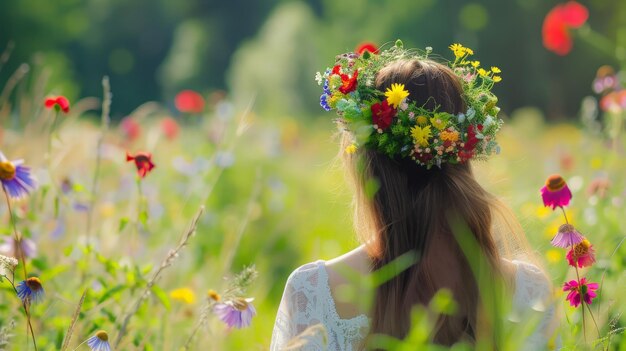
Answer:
[342, 59, 507, 346]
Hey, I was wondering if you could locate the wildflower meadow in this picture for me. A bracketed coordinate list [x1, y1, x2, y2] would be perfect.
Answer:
[1, 1, 625, 350]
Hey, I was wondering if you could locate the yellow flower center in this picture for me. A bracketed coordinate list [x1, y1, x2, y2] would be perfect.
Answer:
[0, 161, 16, 180]
[26, 277, 43, 291]
[546, 175, 566, 192]
[573, 239, 591, 258]
[95, 330, 109, 341]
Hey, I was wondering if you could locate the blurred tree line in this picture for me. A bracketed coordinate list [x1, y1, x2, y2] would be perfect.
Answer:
[1, 0, 624, 119]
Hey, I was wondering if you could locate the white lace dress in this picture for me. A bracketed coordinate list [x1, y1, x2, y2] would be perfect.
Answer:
[270, 259, 557, 351]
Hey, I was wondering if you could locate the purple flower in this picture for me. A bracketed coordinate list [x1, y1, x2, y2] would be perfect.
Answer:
[213, 298, 256, 329]
[0, 152, 37, 199]
[87, 330, 111, 351]
[16, 277, 44, 304]
[0, 236, 38, 258]
[551, 223, 584, 248]
[540, 174, 572, 209]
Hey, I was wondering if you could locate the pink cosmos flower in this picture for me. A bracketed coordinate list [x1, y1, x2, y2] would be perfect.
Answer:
[213, 298, 256, 329]
[563, 277, 598, 308]
[540, 174, 572, 209]
[551, 223, 584, 248]
[566, 239, 596, 268]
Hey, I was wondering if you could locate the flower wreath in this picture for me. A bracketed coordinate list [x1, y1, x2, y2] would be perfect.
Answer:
[316, 40, 504, 169]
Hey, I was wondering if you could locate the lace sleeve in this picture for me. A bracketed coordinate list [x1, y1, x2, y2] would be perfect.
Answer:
[270, 262, 328, 351]
[511, 260, 560, 350]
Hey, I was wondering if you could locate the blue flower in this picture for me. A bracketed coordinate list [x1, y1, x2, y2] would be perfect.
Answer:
[320, 94, 331, 111]
[0, 152, 37, 199]
[16, 277, 44, 304]
[87, 330, 111, 351]
[323, 79, 330, 95]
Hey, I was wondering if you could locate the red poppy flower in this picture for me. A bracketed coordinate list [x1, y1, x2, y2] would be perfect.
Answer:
[44, 96, 70, 113]
[175, 90, 205, 113]
[120, 117, 141, 141]
[542, 1, 588, 56]
[355, 42, 379, 55]
[126, 151, 155, 178]
[161, 117, 179, 140]
[371, 100, 396, 131]
[338, 70, 358, 94]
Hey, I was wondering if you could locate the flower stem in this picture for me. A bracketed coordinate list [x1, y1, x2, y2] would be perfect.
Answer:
[7, 273, 38, 351]
[560, 206, 569, 224]
[3, 187, 27, 280]
[584, 302, 601, 338]
[571, 249, 586, 342]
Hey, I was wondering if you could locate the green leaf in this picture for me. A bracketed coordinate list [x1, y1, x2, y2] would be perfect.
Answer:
[118, 217, 129, 232]
[139, 210, 149, 227]
[150, 284, 171, 311]
[97, 285, 126, 304]
[54, 196, 60, 218]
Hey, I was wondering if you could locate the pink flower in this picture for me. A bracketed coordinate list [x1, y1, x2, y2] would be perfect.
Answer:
[120, 117, 141, 141]
[540, 174, 572, 209]
[213, 298, 256, 329]
[551, 223, 584, 248]
[161, 117, 179, 140]
[175, 90, 205, 113]
[563, 277, 598, 308]
[566, 239, 596, 268]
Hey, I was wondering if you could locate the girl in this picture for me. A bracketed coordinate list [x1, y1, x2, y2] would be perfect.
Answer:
[271, 42, 558, 350]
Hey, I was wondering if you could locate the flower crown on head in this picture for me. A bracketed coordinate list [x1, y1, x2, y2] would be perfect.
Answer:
[316, 40, 504, 169]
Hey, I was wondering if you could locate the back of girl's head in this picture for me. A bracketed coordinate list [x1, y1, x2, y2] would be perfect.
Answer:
[341, 58, 502, 346]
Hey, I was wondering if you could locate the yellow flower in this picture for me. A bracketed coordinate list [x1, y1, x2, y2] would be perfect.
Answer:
[471, 61, 480, 68]
[477, 68, 490, 77]
[170, 287, 196, 304]
[208, 289, 221, 301]
[440, 130, 459, 142]
[546, 249, 562, 264]
[345, 144, 357, 154]
[411, 125, 432, 147]
[328, 93, 342, 108]
[416, 115, 428, 126]
[430, 114, 448, 130]
[491, 66, 501, 73]
[464, 47, 474, 55]
[385, 83, 410, 108]
[493, 76, 502, 83]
